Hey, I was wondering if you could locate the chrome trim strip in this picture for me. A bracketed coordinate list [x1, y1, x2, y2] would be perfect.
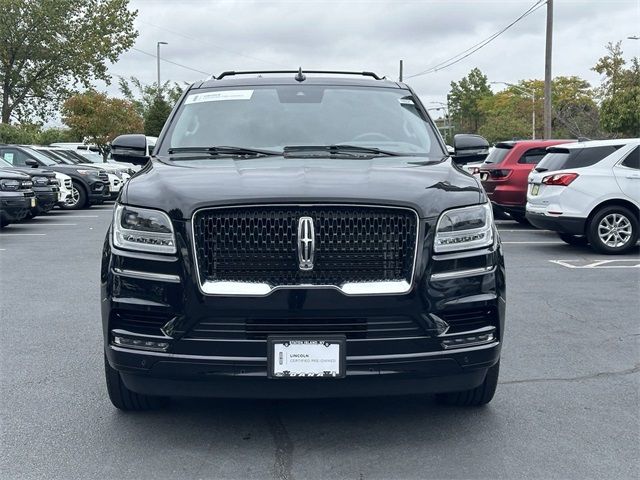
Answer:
[430, 265, 496, 281]
[191, 203, 420, 296]
[112, 267, 181, 283]
[109, 341, 500, 362]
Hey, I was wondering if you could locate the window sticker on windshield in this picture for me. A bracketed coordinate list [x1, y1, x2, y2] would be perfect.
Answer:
[185, 90, 254, 104]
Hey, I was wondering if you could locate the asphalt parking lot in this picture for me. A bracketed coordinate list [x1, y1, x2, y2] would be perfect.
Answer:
[1, 205, 638, 480]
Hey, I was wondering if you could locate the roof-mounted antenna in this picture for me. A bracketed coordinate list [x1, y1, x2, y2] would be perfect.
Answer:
[295, 67, 306, 82]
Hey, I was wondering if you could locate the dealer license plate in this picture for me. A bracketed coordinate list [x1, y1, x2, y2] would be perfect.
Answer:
[531, 184, 540, 196]
[480, 172, 489, 181]
[268, 337, 345, 378]
[30, 198, 36, 208]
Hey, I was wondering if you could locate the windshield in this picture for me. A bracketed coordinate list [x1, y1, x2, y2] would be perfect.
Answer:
[158, 85, 444, 157]
[22, 147, 57, 166]
[76, 150, 105, 163]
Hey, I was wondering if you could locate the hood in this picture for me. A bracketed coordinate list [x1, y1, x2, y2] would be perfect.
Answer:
[78, 162, 122, 173]
[0, 167, 31, 180]
[6, 166, 56, 178]
[122, 156, 485, 220]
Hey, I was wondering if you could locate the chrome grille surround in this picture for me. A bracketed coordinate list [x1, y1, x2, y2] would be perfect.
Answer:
[191, 204, 420, 296]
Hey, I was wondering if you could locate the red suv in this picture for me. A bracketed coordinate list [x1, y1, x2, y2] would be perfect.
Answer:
[479, 140, 573, 223]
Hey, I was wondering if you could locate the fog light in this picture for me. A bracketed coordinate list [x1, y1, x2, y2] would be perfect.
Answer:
[113, 335, 169, 352]
[441, 332, 495, 350]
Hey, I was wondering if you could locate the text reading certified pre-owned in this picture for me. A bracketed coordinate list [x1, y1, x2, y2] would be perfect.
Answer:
[102, 70, 504, 410]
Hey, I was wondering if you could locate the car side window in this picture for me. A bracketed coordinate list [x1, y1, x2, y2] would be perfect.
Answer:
[620, 146, 639, 170]
[0, 148, 26, 166]
[518, 148, 548, 164]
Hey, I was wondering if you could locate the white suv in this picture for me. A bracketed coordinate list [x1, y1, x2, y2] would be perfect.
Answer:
[526, 139, 639, 254]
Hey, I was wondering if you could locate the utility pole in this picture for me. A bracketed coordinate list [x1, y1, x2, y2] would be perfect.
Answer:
[543, 0, 553, 139]
[399, 60, 403, 82]
[156, 41, 168, 95]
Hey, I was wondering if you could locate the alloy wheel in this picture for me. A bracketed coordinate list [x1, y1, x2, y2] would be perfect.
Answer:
[66, 186, 80, 207]
[597, 213, 632, 248]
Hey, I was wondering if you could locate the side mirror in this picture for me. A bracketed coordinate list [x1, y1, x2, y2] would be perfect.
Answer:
[25, 158, 39, 167]
[110, 134, 150, 166]
[452, 134, 490, 165]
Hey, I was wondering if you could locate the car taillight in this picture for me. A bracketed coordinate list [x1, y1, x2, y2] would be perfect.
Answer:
[490, 169, 511, 179]
[542, 173, 579, 186]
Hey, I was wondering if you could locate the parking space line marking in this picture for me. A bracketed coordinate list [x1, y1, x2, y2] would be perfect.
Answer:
[497, 229, 552, 233]
[47, 215, 100, 218]
[30, 223, 78, 226]
[550, 259, 640, 269]
[0, 233, 46, 236]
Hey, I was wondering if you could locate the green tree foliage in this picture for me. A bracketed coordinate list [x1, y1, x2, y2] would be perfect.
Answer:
[448, 68, 493, 134]
[0, 123, 79, 144]
[61, 91, 143, 158]
[593, 42, 640, 137]
[477, 77, 602, 143]
[118, 76, 183, 136]
[144, 97, 172, 136]
[0, 0, 138, 123]
[118, 76, 183, 117]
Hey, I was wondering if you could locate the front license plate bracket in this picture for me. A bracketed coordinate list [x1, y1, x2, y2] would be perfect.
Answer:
[267, 336, 346, 379]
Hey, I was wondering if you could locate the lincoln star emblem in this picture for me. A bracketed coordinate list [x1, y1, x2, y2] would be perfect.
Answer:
[297, 216, 315, 271]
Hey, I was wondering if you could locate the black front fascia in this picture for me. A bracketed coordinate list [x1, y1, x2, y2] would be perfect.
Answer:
[102, 216, 505, 378]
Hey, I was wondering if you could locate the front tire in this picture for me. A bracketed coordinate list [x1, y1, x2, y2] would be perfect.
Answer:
[587, 206, 638, 255]
[557, 233, 588, 246]
[104, 355, 166, 411]
[436, 361, 500, 407]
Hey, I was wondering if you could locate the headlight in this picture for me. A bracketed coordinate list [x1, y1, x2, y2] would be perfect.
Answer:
[32, 176, 49, 186]
[112, 204, 176, 254]
[434, 203, 494, 253]
[0, 179, 20, 191]
[76, 169, 97, 176]
[48, 178, 60, 186]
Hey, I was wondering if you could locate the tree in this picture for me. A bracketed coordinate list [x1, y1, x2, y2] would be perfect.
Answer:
[118, 76, 183, 136]
[448, 68, 493, 134]
[0, 0, 138, 123]
[119, 76, 183, 117]
[144, 97, 172, 136]
[477, 77, 601, 143]
[61, 91, 143, 158]
[593, 42, 640, 137]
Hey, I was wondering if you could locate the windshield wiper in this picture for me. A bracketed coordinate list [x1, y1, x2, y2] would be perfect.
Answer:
[167, 146, 282, 156]
[283, 145, 404, 157]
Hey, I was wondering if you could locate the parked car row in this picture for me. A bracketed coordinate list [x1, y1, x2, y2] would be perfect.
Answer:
[475, 138, 640, 254]
[0, 143, 134, 228]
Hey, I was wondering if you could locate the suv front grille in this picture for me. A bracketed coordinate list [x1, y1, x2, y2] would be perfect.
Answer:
[193, 205, 418, 287]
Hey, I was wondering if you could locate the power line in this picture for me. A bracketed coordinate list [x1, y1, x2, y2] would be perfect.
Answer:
[138, 19, 288, 68]
[130, 47, 212, 76]
[406, 0, 546, 79]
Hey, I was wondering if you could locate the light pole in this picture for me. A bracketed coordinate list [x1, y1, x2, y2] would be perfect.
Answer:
[430, 101, 450, 142]
[491, 81, 536, 139]
[156, 41, 168, 92]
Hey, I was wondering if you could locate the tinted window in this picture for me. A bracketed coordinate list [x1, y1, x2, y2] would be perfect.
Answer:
[160, 85, 444, 157]
[621, 146, 639, 169]
[483, 146, 511, 164]
[518, 148, 547, 164]
[536, 146, 621, 172]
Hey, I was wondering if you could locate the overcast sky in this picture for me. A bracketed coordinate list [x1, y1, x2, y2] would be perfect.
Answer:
[102, 0, 639, 113]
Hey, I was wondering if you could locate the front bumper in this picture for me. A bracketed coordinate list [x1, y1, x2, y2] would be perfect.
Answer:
[525, 211, 586, 235]
[1, 192, 34, 223]
[102, 220, 506, 398]
[32, 188, 58, 213]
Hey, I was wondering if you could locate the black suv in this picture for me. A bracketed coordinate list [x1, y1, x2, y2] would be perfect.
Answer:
[103, 70, 505, 410]
[0, 169, 35, 227]
[0, 145, 110, 209]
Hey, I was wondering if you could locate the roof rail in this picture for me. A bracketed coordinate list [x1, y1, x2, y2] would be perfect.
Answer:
[216, 70, 383, 80]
